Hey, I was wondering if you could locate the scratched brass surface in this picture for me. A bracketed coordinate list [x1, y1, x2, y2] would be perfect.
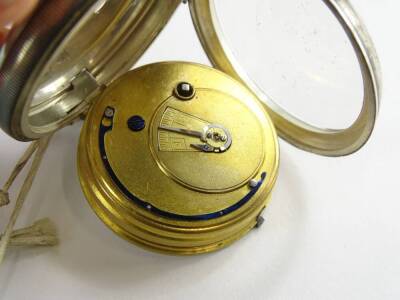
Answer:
[78, 62, 279, 255]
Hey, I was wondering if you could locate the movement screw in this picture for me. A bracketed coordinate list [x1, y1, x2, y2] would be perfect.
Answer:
[174, 82, 195, 100]
[127, 115, 145, 132]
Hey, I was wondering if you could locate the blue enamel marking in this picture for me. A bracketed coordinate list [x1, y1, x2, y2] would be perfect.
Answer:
[99, 111, 266, 221]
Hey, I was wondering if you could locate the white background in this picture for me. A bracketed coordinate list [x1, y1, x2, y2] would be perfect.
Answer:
[0, 1, 399, 299]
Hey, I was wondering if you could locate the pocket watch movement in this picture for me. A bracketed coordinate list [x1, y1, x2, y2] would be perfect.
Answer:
[78, 62, 279, 254]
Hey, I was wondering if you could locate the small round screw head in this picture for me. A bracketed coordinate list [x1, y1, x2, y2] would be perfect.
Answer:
[174, 82, 195, 100]
[127, 115, 145, 132]
[104, 107, 114, 118]
[249, 178, 258, 188]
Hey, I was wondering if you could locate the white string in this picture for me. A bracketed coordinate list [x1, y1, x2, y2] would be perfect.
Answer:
[0, 141, 39, 207]
[0, 135, 53, 265]
[1, 218, 58, 247]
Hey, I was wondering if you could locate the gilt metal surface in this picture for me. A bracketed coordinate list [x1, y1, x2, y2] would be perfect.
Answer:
[78, 62, 279, 254]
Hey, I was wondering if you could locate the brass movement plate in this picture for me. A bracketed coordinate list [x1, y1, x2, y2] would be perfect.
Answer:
[78, 62, 279, 254]
[150, 91, 265, 194]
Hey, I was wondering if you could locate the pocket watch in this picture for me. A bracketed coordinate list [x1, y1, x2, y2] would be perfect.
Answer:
[78, 62, 279, 254]
[0, 1, 380, 255]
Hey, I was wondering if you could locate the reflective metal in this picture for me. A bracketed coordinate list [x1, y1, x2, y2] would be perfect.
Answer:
[159, 123, 232, 153]
[0, 0, 180, 141]
[189, 0, 381, 156]
[78, 62, 279, 254]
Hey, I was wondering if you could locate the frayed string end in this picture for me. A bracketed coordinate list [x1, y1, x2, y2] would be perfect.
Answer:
[1, 218, 59, 247]
[0, 190, 9, 207]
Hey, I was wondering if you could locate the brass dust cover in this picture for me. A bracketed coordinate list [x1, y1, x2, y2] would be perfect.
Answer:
[78, 62, 279, 255]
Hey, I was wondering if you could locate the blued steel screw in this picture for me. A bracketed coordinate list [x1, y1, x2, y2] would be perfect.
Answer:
[175, 82, 195, 100]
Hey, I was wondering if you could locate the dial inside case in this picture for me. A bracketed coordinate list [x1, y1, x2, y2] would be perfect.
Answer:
[78, 62, 279, 254]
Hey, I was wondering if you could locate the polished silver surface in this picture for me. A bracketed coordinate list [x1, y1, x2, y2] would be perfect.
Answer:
[0, 0, 180, 141]
[190, 0, 381, 156]
[158, 125, 204, 139]
[249, 178, 258, 188]
[159, 122, 232, 153]
[201, 123, 232, 153]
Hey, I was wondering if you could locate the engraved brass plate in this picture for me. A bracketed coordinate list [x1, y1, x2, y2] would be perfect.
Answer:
[158, 107, 209, 152]
[78, 62, 279, 255]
